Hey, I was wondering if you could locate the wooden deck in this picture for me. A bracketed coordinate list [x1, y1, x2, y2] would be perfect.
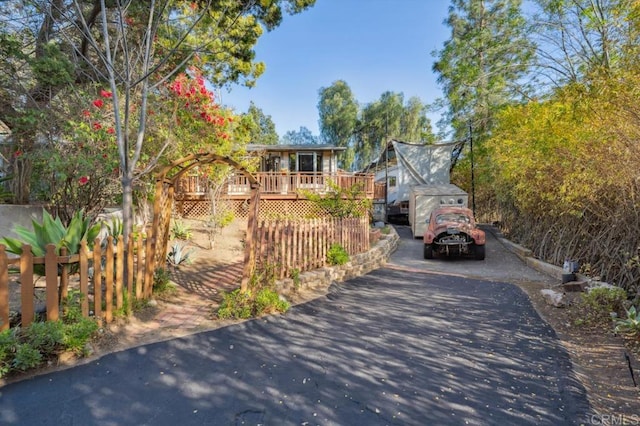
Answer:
[176, 172, 376, 200]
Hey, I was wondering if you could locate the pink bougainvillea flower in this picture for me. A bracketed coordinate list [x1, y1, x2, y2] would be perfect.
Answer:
[79, 176, 90, 186]
[93, 122, 102, 130]
[13, 150, 22, 158]
[82, 110, 91, 117]
[93, 99, 104, 108]
[107, 127, 115, 134]
[100, 89, 113, 98]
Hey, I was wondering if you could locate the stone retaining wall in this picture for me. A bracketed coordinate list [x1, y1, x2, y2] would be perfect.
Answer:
[276, 227, 400, 297]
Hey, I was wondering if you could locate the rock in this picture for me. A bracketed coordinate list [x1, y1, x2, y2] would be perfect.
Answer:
[541, 289, 566, 308]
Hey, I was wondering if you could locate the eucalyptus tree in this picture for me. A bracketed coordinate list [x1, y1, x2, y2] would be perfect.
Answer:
[280, 126, 318, 145]
[530, 0, 639, 88]
[317, 80, 358, 170]
[353, 92, 434, 170]
[432, 0, 534, 143]
[0, 0, 315, 237]
[245, 102, 279, 145]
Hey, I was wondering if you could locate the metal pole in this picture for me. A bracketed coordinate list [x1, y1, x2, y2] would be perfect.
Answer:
[469, 123, 476, 215]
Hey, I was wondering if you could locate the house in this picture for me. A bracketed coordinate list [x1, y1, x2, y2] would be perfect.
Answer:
[363, 139, 460, 222]
[175, 144, 375, 218]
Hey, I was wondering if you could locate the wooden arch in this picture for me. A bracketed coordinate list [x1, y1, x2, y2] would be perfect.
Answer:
[151, 152, 260, 292]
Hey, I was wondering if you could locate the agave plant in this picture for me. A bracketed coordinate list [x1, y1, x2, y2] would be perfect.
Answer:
[0, 209, 101, 257]
[167, 242, 195, 267]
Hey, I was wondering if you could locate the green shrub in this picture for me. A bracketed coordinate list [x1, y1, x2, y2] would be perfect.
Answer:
[576, 286, 627, 326]
[290, 268, 301, 289]
[615, 306, 640, 338]
[255, 288, 290, 315]
[63, 319, 98, 355]
[217, 288, 290, 320]
[153, 267, 177, 297]
[170, 220, 192, 240]
[327, 243, 349, 266]
[20, 321, 65, 353]
[12, 344, 42, 371]
[217, 289, 253, 319]
[0, 330, 18, 377]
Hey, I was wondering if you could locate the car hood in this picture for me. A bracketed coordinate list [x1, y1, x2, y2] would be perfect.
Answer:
[432, 221, 475, 235]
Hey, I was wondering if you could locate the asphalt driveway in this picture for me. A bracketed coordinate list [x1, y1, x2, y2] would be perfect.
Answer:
[0, 246, 592, 425]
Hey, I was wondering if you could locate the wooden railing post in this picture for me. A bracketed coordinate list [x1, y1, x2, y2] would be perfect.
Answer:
[59, 247, 69, 305]
[20, 244, 34, 327]
[105, 236, 114, 323]
[79, 241, 89, 318]
[93, 237, 103, 323]
[116, 236, 124, 312]
[45, 244, 59, 321]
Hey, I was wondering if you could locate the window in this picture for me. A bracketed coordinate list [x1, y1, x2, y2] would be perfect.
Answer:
[295, 152, 323, 172]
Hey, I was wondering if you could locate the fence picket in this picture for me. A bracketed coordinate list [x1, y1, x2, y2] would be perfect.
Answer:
[79, 241, 89, 318]
[93, 238, 103, 323]
[44, 244, 59, 321]
[116, 236, 124, 311]
[105, 236, 114, 323]
[20, 244, 34, 327]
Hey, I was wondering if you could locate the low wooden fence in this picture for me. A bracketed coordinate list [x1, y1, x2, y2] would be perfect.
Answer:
[251, 217, 370, 280]
[0, 236, 157, 331]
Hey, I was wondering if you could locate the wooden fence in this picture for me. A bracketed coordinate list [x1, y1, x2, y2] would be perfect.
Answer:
[251, 217, 370, 280]
[0, 236, 157, 331]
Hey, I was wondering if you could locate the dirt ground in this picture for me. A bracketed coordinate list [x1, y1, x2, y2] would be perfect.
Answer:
[5, 220, 640, 415]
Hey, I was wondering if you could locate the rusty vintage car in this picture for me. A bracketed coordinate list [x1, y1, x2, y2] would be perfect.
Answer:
[423, 206, 486, 260]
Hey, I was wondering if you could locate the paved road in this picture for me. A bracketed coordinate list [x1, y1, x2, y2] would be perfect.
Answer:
[0, 227, 592, 425]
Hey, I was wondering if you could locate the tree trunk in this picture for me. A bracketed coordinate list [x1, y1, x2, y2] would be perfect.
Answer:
[121, 173, 134, 242]
[10, 156, 32, 204]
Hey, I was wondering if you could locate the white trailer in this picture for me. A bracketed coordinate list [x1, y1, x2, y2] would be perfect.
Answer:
[409, 184, 468, 238]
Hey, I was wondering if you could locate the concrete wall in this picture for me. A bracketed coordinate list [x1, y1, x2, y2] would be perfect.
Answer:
[0, 205, 46, 239]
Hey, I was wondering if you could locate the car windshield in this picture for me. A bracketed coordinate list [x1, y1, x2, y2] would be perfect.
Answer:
[435, 213, 470, 225]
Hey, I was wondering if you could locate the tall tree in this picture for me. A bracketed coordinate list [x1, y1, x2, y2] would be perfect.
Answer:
[318, 80, 358, 170]
[244, 102, 279, 145]
[280, 126, 318, 145]
[432, 0, 534, 142]
[530, 0, 638, 88]
[353, 92, 434, 170]
[0, 0, 315, 237]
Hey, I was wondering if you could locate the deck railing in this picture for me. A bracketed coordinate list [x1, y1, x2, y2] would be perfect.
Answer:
[177, 172, 375, 199]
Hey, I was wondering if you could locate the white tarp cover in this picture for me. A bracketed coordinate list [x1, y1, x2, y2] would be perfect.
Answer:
[391, 141, 454, 205]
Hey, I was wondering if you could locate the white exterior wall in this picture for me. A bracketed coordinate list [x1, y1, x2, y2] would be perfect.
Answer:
[409, 184, 468, 238]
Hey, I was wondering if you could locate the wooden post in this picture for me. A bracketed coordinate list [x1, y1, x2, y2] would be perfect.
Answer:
[241, 187, 261, 292]
[59, 247, 69, 304]
[20, 245, 34, 327]
[116, 236, 124, 312]
[93, 238, 103, 323]
[136, 237, 144, 300]
[0, 245, 9, 331]
[79, 241, 89, 318]
[105, 236, 114, 323]
[127, 236, 134, 313]
[45, 244, 59, 321]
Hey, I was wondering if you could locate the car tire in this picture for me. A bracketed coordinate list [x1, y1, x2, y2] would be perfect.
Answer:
[474, 245, 485, 260]
[424, 244, 434, 259]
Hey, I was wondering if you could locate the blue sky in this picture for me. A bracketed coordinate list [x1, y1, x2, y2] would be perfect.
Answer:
[219, 0, 452, 138]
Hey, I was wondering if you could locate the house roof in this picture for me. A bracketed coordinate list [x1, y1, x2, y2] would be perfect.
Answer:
[247, 144, 346, 152]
